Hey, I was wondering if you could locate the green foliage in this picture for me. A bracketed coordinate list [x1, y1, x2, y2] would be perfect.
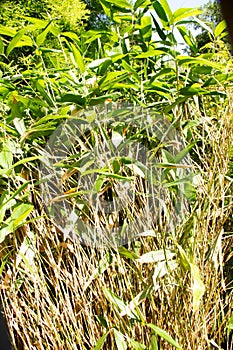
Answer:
[47, 0, 89, 30]
[0, 1, 232, 349]
[0, 0, 89, 29]
[194, 0, 230, 50]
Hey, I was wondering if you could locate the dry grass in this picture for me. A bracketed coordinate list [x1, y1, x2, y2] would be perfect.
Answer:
[0, 96, 232, 349]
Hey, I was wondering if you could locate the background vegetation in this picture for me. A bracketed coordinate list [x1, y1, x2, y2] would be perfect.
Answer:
[0, 0, 232, 349]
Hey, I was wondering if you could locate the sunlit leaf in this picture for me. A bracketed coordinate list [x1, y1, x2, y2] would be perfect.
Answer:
[99, 0, 112, 18]
[105, 0, 132, 10]
[136, 249, 175, 264]
[150, 333, 158, 350]
[70, 43, 86, 73]
[190, 263, 205, 312]
[227, 313, 233, 335]
[140, 16, 152, 42]
[113, 329, 127, 350]
[173, 8, 202, 23]
[130, 339, 146, 349]
[118, 246, 139, 259]
[133, 0, 150, 11]
[177, 56, 223, 70]
[120, 284, 153, 317]
[36, 22, 53, 46]
[136, 49, 167, 58]
[147, 324, 182, 349]
[0, 145, 13, 169]
[93, 330, 111, 350]
[0, 38, 4, 55]
[159, 0, 173, 23]
[214, 20, 227, 37]
[10, 203, 34, 229]
[6, 28, 32, 56]
[152, 1, 168, 27]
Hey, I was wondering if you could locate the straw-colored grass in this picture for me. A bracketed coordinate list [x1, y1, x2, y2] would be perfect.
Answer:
[0, 93, 232, 349]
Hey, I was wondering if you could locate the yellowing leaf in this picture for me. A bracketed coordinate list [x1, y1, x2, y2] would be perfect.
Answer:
[190, 263, 205, 312]
[136, 249, 175, 264]
[113, 329, 127, 350]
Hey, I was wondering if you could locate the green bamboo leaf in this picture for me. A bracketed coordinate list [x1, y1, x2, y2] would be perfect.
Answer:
[36, 22, 53, 46]
[103, 287, 139, 319]
[150, 334, 158, 350]
[176, 244, 190, 271]
[87, 58, 112, 69]
[59, 94, 85, 106]
[102, 287, 127, 311]
[133, 0, 150, 11]
[12, 156, 42, 169]
[140, 16, 152, 42]
[214, 20, 227, 37]
[151, 14, 166, 40]
[70, 43, 85, 73]
[0, 203, 34, 243]
[97, 171, 134, 180]
[94, 174, 106, 192]
[0, 38, 4, 55]
[177, 26, 198, 53]
[203, 73, 233, 87]
[177, 56, 223, 70]
[0, 223, 13, 244]
[131, 339, 146, 349]
[10, 203, 34, 229]
[0, 25, 16, 37]
[136, 49, 166, 58]
[118, 246, 139, 259]
[161, 149, 174, 164]
[152, 1, 168, 26]
[99, 0, 112, 18]
[105, 0, 132, 10]
[173, 8, 202, 23]
[179, 84, 209, 96]
[174, 144, 194, 163]
[89, 93, 120, 106]
[93, 330, 111, 350]
[227, 313, 233, 335]
[110, 83, 139, 90]
[147, 324, 182, 349]
[35, 80, 55, 106]
[120, 284, 153, 317]
[0, 252, 11, 276]
[61, 31, 80, 42]
[0, 192, 16, 222]
[99, 71, 128, 89]
[191, 17, 213, 35]
[22, 17, 51, 29]
[95, 315, 108, 328]
[121, 61, 141, 82]
[0, 145, 13, 169]
[6, 28, 29, 56]
[159, 0, 173, 23]
[98, 59, 112, 75]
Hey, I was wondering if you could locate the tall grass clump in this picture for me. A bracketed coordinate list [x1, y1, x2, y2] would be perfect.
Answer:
[0, 0, 232, 349]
